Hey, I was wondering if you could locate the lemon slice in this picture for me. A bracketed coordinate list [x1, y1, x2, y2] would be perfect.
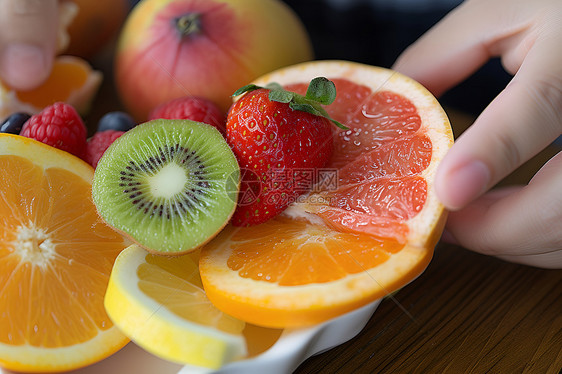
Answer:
[104, 244, 247, 369]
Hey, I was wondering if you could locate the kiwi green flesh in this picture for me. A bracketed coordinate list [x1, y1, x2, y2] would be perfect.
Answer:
[92, 119, 240, 254]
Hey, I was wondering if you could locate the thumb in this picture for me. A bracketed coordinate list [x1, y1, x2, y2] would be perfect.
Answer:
[0, 0, 59, 90]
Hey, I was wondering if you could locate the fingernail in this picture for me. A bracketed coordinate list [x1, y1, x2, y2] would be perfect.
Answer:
[439, 160, 490, 210]
[0, 43, 47, 90]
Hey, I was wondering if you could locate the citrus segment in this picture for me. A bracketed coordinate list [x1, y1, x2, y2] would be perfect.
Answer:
[104, 244, 248, 369]
[0, 56, 102, 122]
[224, 217, 405, 284]
[200, 60, 453, 328]
[0, 134, 129, 372]
[200, 218, 431, 328]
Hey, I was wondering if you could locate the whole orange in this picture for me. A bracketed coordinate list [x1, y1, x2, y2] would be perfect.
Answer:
[114, 0, 314, 121]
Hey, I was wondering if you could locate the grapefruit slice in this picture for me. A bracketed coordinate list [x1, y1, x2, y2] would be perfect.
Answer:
[0, 134, 129, 372]
[199, 60, 453, 328]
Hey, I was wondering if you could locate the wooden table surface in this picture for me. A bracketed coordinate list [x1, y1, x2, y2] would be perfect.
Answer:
[88, 57, 562, 374]
[293, 109, 562, 374]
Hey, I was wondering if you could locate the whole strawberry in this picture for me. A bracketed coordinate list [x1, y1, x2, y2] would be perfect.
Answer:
[85, 130, 125, 168]
[226, 77, 344, 226]
[20, 102, 87, 159]
[148, 96, 226, 134]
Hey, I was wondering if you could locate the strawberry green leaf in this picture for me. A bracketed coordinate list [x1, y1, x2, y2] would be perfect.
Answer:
[328, 118, 346, 129]
[231, 78, 348, 130]
[265, 82, 284, 91]
[290, 100, 346, 129]
[289, 102, 322, 116]
[232, 84, 261, 97]
[269, 89, 294, 103]
[305, 77, 337, 105]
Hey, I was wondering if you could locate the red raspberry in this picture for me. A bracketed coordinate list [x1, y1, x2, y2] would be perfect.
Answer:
[148, 96, 226, 134]
[21, 102, 87, 158]
[85, 130, 125, 168]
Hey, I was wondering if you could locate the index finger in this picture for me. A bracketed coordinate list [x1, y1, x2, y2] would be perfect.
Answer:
[0, 0, 59, 90]
[391, 0, 533, 96]
[434, 25, 562, 210]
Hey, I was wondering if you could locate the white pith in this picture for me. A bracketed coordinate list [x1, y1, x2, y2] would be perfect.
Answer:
[12, 223, 56, 268]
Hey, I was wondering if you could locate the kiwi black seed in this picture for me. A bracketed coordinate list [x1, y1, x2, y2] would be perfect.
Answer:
[91, 119, 240, 255]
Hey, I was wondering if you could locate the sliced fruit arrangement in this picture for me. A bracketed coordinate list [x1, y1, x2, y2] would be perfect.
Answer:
[0, 56, 102, 122]
[199, 60, 454, 328]
[0, 134, 130, 372]
[0, 59, 452, 370]
[91, 119, 240, 255]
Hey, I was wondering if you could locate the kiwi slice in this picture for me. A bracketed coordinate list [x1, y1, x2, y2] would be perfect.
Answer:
[92, 119, 240, 255]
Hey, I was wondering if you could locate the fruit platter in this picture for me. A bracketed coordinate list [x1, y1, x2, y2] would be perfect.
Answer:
[0, 0, 453, 373]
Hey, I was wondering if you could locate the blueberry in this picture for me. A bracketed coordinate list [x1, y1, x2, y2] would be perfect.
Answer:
[0, 112, 31, 134]
[97, 111, 136, 132]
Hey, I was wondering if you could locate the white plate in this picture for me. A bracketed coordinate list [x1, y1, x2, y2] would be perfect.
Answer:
[1, 300, 380, 374]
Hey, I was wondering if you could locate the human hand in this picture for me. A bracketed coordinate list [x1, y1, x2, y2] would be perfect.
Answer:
[393, 0, 562, 268]
[0, 0, 60, 90]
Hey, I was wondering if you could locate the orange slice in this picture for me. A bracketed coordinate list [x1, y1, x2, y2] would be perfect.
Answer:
[0, 55, 102, 122]
[199, 60, 454, 328]
[0, 134, 130, 372]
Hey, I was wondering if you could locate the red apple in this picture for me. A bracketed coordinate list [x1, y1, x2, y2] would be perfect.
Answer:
[115, 0, 314, 121]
